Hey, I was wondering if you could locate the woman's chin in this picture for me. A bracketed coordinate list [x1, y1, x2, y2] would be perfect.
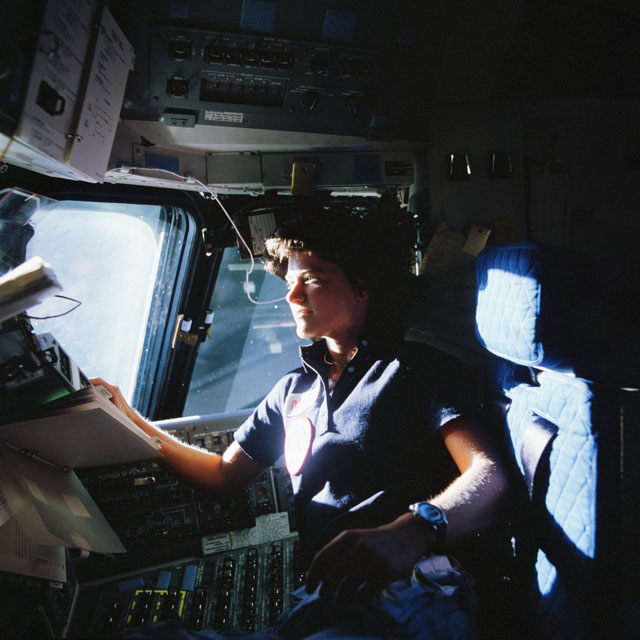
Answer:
[295, 324, 318, 341]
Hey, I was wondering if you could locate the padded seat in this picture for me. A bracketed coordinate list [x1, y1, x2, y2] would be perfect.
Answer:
[475, 242, 624, 639]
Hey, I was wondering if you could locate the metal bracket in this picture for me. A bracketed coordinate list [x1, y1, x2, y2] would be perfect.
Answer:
[171, 311, 214, 348]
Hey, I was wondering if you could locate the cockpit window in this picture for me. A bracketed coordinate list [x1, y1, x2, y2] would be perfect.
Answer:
[25, 200, 191, 403]
[184, 247, 305, 415]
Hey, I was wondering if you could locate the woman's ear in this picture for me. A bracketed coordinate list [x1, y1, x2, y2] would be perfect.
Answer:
[354, 280, 370, 300]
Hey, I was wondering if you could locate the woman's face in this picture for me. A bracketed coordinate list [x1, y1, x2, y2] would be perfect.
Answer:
[284, 251, 369, 343]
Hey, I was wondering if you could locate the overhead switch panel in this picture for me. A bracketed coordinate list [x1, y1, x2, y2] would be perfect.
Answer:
[139, 23, 380, 137]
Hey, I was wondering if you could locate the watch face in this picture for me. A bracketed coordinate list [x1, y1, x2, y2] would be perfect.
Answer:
[411, 502, 447, 547]
[415, 502, 446, 524]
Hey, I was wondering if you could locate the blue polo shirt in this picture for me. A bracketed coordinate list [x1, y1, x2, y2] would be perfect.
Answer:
[235, 337, 480, 563]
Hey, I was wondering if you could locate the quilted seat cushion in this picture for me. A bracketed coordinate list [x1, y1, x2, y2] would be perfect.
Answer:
[475, 242, 600, 373]
[505, 373, 598, 636]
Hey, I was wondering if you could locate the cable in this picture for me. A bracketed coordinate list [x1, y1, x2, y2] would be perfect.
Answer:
[115, 167, 286, 305]
[0, 437, 69, 471]
[26, 294, 82, 319]
[0, 133, 16, 164]
[204, 188, 286, 305]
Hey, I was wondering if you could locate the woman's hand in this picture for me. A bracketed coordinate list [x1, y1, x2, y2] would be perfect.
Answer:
[90, 377, 142, 426]
[305, 512, 435, 602]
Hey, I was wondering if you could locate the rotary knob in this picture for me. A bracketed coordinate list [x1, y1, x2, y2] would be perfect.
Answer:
[309, 54, 330, 75]
[300, 91, 318, 112]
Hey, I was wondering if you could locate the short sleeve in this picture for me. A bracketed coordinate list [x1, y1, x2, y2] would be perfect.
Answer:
[404, 342, 482, 432]
[234, 375, 291, 466]
[433, 350, 482, 428]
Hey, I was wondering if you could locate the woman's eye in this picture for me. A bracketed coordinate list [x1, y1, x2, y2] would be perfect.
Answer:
[286, 276, 319, 289]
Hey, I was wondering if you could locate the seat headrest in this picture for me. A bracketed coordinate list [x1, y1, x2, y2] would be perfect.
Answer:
[475, 242, 604, 374]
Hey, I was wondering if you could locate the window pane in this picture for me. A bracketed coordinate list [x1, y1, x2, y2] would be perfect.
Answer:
[184, 248, 304, 415]
[26, 201, 178, 402]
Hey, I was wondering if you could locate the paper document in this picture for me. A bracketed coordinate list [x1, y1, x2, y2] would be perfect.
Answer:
[201, 512, 294, 555]
[0, 440, 127, 581]
[420, 223, 466, 276]
[66, 6, 135, 180]
[0, 441, 125, 552]
[0, 385, 161, 468]
[0, 519, 67, 582]
[230, 511, 292, 549]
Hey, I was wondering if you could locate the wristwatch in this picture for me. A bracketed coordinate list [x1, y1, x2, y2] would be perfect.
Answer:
[409, 501, 448, 548]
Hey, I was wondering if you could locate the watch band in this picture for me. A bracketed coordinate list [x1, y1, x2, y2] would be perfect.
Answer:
[409, 501, 448, 549]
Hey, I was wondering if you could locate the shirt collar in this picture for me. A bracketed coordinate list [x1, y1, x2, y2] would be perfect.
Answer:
[299, 336, 378, 373]
[299, 339, 327, 374]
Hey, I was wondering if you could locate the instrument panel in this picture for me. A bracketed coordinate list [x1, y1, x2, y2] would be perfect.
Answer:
[140, 23, 379, 137]
[65, 419, 300, 636]
[68, 537, 305, 636]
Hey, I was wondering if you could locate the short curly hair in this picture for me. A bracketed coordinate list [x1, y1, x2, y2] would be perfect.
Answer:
[263, 203, 416, 339]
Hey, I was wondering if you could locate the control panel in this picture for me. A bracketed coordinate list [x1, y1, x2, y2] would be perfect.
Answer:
[0, 331, 299, 639]
[141, 24, 380, 136]
[63, 420, 299, 637]
[0, 318, 91, 414]
[74, 424, 295, 580]
[67, 537, 305, 637]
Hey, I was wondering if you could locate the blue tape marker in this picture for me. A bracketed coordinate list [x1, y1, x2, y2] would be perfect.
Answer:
[240, 0, 277, 34]
[118, 577, 145, 592]
[169, 1, 189, 19]
[145, 153, 180, 174]
[181, 565, 198, 591]
[156, 571, 172, 591]
[322, 9, 357, 44]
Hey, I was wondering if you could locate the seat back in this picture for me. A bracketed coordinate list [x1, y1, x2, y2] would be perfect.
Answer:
[475, 242, 623, 639]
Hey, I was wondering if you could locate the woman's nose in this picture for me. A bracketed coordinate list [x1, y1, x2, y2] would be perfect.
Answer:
[286, 279, 304, 303]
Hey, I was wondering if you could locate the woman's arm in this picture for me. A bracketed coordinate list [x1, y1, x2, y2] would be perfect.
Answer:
[91, 377, 267, 498]
[304, 415, 511, 601]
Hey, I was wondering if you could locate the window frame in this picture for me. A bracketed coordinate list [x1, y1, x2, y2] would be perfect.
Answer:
[1, 171, 214, 419]
[131, 203, 200, 417]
